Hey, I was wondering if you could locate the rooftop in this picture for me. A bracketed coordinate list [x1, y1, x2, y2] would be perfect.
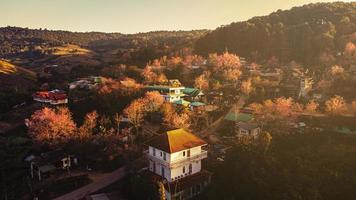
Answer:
[190, 102, 206, 107]
[237, 122, 259, 130]
[30, 149, 70, 166]
[224, 112, 253, 122]
[33, 89, 67, 100]
[146, 129, 207, 153]
[183, 88, 203, 97]
[173, 99, 191, 106]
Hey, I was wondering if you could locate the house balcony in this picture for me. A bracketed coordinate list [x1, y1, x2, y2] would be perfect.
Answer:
[147, 150, 208, 168]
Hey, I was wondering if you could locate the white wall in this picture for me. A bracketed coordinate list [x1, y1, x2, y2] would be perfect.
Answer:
[149, 160, 171, 180]
[149, 146, 170, 162]
[170, 146, 201, 162]
[238, 128, 261, 138]
[169, 160, 201, 182]
[149, 145, 205, 182]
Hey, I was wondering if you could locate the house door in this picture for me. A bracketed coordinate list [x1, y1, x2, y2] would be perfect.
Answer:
[161, 167, 165, 177]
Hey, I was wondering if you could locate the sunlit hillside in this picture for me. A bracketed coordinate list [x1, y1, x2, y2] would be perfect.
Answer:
[0, 59, 36, 80]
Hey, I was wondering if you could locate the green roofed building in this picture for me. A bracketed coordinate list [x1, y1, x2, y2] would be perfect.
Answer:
[145, 84, 185, 103]
[224, 112, 253, 122]
[190, 102, 206, 107]
[183, 88, 204, 97]
[190, 101, 206, 112]
[173, 99, 191, 106]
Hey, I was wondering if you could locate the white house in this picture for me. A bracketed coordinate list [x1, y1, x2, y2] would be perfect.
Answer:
[236, 122, 261, 138]
[146, 129, 211, 200]
[146, 80, 185, 103]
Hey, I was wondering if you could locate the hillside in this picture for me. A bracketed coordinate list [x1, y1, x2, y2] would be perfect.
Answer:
[0, 60, 37, 112]
[0, 60, 36, 80]
[0, 27, 208, 65]
[195, 2, 356, 66]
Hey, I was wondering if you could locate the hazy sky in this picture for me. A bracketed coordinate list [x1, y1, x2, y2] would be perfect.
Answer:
[0, 0, 353, 33]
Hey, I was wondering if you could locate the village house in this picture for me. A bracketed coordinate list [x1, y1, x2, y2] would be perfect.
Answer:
[224, 112, 262, 138]
[224, 112, 253, 123]
[69, 76, 102, 90]
[236, 122, 261, 138]
[32, 89, 68, 105]
[25, 149, 78, 181]
[146, 79, 185, 103]
[189, 101, 206, 113]
[146, 129, 211, 200]
[146, 80, 206, 110]
[182, 87, 205, 102]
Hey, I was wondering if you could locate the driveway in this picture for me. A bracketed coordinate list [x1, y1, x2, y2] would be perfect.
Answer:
[53, 166, 126, 200]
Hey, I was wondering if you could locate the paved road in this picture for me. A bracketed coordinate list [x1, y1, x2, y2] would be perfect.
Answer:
[53, 166, 126, 200]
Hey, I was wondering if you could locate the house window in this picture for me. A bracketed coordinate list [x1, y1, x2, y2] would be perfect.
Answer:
[197, 184, 201, 192]
[153, 148, 156, 156]
[189, 163, 192, 173]
[160, 152, 163, 157]
[163, 152, 166, 161]
[187, 149, 191, 157]
[182, 166, 185, 173]
[183, 151, 185, 156]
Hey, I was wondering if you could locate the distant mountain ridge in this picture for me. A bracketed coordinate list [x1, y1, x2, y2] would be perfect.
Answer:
[195, 2, 356, 66]
[0, 26, 208, 58]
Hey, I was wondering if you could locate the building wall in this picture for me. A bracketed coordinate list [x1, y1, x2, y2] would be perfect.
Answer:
[149, 146, 170, 162]
[170, 160, 201, 182]
[149, 145, 204, 182]
[238, 128, 261, 138]
[149, 146, 171, 180]
[149, 160, 171, 180]
[163, 94, 181, 102]
[170, 146, 201, 162]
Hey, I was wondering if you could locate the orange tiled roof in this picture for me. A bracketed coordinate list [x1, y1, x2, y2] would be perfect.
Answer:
[147, 129, 207, 153]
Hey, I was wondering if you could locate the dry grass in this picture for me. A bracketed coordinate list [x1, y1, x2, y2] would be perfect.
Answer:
[0, 60, 36, 80]
[50, 44, 94, 56]
[0, 60, 16, 74]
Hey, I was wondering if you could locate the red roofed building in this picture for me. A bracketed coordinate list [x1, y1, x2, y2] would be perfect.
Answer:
[33, 89, 68, 105]
[146, 129, 211, 200]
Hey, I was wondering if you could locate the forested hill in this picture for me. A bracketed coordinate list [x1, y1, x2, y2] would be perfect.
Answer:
[195, 2, 356, 66]
[0, 27, 208, 57]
